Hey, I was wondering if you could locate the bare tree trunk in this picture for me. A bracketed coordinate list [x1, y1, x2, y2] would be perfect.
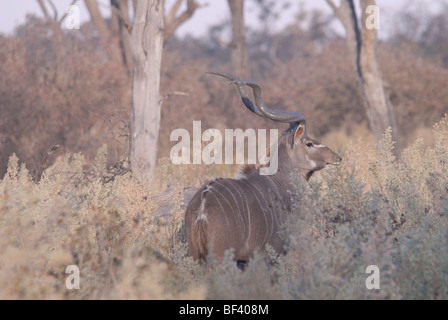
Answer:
[129, 0, 165, 186]
[359, 0, 399, 152]
[228, 0, 249, 78]
[326, 0, 400, 156]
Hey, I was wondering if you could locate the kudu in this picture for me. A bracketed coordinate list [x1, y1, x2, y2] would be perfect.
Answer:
[185, 71, 341, 265]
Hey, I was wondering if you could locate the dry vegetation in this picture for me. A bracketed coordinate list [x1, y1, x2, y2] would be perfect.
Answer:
[1, 116, 447, 299]
[1, 4, 448, 300]
[2, 7, 448, 178]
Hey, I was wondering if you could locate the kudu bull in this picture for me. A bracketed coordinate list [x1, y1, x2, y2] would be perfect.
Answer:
[185, 71, 341, 265]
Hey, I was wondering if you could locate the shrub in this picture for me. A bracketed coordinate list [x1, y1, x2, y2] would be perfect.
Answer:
[1, 116, 447, 299]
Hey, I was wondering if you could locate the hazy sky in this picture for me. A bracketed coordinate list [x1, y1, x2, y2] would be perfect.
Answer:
[0, 0, 443, 38]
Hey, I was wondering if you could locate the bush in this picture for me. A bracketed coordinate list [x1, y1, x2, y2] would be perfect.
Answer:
[1, 115, 447, 300]
[0, 16, 130, 179]
[283, 116, 448, 299]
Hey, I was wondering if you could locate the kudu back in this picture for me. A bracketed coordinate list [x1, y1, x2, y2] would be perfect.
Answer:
[185, 71, 341, 265]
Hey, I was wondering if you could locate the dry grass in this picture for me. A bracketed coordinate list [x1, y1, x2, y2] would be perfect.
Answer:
[1, 116, 447, 300]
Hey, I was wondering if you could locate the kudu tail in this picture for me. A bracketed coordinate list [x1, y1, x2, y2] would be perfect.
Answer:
[193, 217, 209, 262]
[186, 186, 211, 262]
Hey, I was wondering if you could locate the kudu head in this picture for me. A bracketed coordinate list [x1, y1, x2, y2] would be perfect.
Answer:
[208, 71, 342, 180]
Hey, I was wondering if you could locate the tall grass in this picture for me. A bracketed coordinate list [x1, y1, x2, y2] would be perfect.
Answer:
[0, 116, 447, 300]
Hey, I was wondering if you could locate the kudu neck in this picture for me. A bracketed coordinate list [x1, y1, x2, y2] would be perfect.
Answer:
[268, 141, 307, 189]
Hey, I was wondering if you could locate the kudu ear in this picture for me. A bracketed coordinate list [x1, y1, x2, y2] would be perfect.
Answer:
[292, 122, 306, 147]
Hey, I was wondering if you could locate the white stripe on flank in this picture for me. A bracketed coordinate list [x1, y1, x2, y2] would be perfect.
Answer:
[208, 188, 231, 227]
[195, 196, 208, 223]
[246, 181, 266, 244]
[234, 182, 251, 250]
[215, 181, 246, 233]
[225, 181, 248, 233]
[245, 179, 272, 245]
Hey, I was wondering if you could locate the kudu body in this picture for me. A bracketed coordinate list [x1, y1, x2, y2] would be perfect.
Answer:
[185, 72, 341, 264]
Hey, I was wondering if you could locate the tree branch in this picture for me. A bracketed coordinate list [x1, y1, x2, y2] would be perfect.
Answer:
[37, 0, 52, 21]
[326, 0, 361, 78]
[107, 1, 133, 33]
[57, 0, 80, 26]
[47, 0, 59, 21]
[164, 0, 204, 41]
[85, 0, 111, 41]
[37, 0, 79, 28]
[166, 0, 183, 26]
[228, 0, 248, 77]
[325, 0, 339, 14]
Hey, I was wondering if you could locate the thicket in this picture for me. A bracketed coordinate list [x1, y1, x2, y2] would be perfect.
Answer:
[1, 116, 447, 299]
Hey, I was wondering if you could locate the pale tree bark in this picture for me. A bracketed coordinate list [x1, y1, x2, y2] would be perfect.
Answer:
[326, 0, 400, 156]
[127, 0, 201, 186]
[129, 0, 165, 186]
[228, 0, 249, 78]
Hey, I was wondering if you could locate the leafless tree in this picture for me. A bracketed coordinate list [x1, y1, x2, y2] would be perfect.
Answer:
[326, 0, 400, 156]
[81, 1, 202, 186]
[129, 0, 202, 186]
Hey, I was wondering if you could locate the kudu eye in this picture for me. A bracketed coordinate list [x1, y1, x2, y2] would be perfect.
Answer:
[306, 142, 313, 148]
